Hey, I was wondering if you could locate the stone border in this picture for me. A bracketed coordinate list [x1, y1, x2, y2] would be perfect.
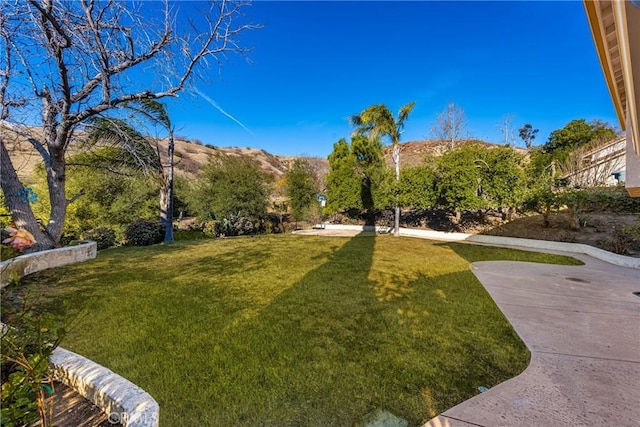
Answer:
[50, 348, 159, 427]
[317, 224, 640, 269]
[0, 241, 97, 288]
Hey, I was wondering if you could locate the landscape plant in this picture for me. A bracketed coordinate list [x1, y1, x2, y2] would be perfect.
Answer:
[0, 301, 65, 427]
[85, 100, 177, 243]
[1, 235, 64, 427]
[435, 143, 485, 223]
[187, 154, 270, 230]
[30, 147, 160, 242]
[81, 227, 117, 251]
[325, 138, 362, 214]
[482, 146, 525, 220]
[398, 165, 436, 210]
[123, 219, 164, 246]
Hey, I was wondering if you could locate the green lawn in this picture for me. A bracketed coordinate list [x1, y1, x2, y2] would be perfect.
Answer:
[20, 234, 581, 426]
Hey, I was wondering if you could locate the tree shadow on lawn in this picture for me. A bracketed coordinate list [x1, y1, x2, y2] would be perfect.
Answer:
[14, 241, 274, 338]
[144, 234, 529, 427]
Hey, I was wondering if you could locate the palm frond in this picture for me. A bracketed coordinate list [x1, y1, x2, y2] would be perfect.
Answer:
[397, 101, 416, 126]
[85, 116, 162, 174]
[123, 99, 172, 130]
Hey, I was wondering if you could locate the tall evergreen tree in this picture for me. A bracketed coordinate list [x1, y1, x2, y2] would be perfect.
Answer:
[285, 158, 317, 226]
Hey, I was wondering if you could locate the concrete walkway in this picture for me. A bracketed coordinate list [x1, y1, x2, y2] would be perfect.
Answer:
[426, 254, 640, 427]
[294, 229, 640, 426]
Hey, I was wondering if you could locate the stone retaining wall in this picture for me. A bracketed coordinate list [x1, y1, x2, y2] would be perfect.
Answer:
[0, 241, 97, 288]
[50, 348, 159, 427]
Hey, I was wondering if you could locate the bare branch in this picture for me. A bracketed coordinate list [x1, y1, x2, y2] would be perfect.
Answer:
[431, 101, 470, 151]
[66, 189, 85, 205]
[27, 0, 71, 48]
[0, 120, 50, 167]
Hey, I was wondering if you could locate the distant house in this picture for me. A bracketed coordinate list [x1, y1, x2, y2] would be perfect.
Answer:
[584, 1, 640, 197]
[563, 135, 626, 187]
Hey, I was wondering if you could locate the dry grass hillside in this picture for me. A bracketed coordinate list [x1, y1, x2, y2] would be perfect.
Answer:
[382, 139, 526, 168]
[5, 126, 513, 185]
[2, 127, 327, 183]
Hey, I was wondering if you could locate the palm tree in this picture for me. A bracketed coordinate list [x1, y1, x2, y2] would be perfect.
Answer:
[86, 99, 176, 243]
[349, 102, 415, 236]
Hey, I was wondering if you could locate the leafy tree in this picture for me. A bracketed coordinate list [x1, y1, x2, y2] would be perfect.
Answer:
[431, 101, 469, 151]
[285, 158, 317, 225]
[0, 1, 255, 250]
[482, 146, 525, 219]
[435, 144, 484, 222]
[325, 139, 361, 214]
[349, 102, 415, 235]
[543, 119, 616, 157]
[189, 154, 269, 224]
[398, 165, 436, 209]
[518, 124, 539, 149]
[527, 118, 617, 185]
[324, 135, 390, 222]
[351, 134, 391, 216]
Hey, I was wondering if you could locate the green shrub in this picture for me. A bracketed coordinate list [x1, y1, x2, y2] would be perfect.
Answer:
[234, 217, 255, 235]
[124, 219, 164, 246]
[1, 244, 19, 261]
[569, 187, 640, 213]
[202, 220, 219, 237]
[1, 294, 66, 427]
[82, 227, 117, 250]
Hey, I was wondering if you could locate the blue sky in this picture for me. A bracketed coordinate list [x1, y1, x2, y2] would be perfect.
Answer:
[165, 1, 618, 157]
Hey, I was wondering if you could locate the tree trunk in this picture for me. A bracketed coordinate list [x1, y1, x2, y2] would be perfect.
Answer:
[506, 206, 514, 222]
[567, 204, 580, 231]
[543, 205, 551, 228]
[160, 131, 175, 243]
[454, 209, 461, 224]
[44, 146, 68, 248]
[392, 144, 400, 237]
[0, 139, 54, 251]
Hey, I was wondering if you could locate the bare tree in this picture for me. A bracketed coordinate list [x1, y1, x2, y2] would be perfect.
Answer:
[0, 0, 257, 250]
[431, 101, 469, 151]
[498, 114, 516, 146]
[559, 135, 625, 188]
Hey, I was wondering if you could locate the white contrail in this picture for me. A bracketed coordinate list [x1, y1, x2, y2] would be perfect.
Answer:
[192, 87, 254, 136]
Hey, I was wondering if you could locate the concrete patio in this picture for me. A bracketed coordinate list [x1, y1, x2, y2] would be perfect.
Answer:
[426, 253, 640, 427]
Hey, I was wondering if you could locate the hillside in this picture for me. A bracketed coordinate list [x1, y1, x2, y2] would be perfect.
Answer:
[382, 139, 525, 168]
[2, 128, 328, 183]
[4, 127, 512, 185]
